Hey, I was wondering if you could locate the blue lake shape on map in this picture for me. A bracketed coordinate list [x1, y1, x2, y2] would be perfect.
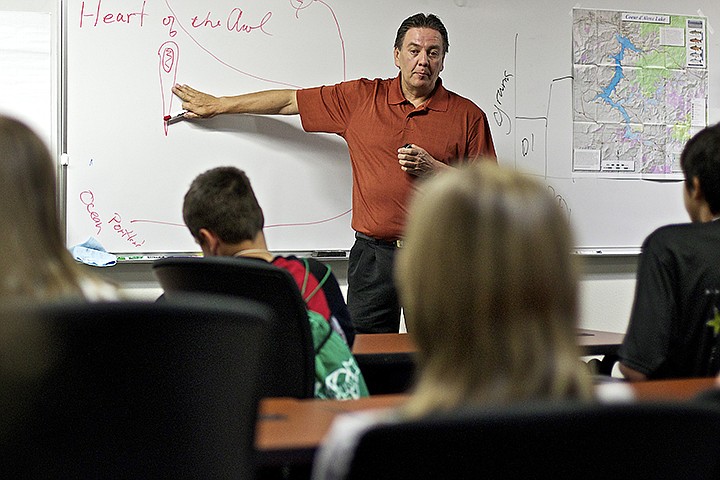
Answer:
[595, 34, 641, 123]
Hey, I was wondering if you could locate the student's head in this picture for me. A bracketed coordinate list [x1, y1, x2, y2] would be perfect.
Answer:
[396, 162, 591, 416]
[183, 166, 265, 254]
[0, 115, 88, 298]
[680, 123, 720, 220]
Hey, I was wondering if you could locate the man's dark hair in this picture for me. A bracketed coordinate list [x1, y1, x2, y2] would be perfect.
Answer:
[680, 123, 720, 214]
[182, 166, 264, 243]
[394, 13, 449, 54]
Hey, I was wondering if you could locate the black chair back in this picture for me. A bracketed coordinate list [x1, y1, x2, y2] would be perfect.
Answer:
[153, 256, 315, 398]
[0, 296, 271, 479]
[346, 400, 720, 480]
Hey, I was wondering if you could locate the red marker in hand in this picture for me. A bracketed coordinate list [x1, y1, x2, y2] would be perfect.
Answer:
[163, 111, 187, 124]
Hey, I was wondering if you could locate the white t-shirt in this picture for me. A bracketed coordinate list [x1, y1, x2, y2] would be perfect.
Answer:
[79, 277, 121, 302]
[311, 409, 399, 480]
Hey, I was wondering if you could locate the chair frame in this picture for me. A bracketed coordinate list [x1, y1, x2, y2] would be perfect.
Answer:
[0, 295, 272, 479]
[153, 256, 315, 398]
[346, 400, 720, 480]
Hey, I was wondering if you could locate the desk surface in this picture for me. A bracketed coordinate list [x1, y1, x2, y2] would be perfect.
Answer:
[256, 377, 716, 467]
[255, 378, 714, 466]
[352, 329, 626, 357]
[629, 377, 716, 401]
[257, 394, 408, 467]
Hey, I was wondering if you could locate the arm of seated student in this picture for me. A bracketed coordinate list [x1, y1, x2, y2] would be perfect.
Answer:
[619, 362, 648, 382]
[172, 84, 299, 118]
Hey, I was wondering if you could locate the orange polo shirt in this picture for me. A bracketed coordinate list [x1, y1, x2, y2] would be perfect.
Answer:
[297, 75, 496, 240]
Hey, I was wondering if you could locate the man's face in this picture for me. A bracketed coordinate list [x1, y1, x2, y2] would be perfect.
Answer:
[394, 27, 445, 98]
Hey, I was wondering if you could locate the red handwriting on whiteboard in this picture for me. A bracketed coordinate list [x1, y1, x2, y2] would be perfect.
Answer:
[227, 9, 272, 34]
[190, 9, 272, 35]
[79, 0, 148, 28]
[80, 190, 103, 235]
[162, 15, 177, 37]
[158, 41, 180, 136]
[108, 213, 146, 248]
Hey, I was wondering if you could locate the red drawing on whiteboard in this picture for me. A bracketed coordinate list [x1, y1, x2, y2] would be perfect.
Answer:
[158, 41, 179, 135]
[80, 190, 103, 235]
[129, 208, 351, 229]
[290, 0, 346, 80]
[265, 208, 351, 229]
[109, 212, 146, 248]
[155, 1, 351, 231]
[163, 0, 347, 87]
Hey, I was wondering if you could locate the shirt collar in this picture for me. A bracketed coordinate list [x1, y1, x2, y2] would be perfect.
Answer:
[388, 75, 449, 112]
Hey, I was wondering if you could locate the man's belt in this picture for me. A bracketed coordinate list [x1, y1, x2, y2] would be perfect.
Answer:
[355, 232, 404, 248]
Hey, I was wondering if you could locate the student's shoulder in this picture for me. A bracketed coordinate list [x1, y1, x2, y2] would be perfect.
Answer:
[79, 276, 122, 301]
[649, 221, 719, 238]
[642, 221, 716, 254]
[645, 222, 694, 242]
[313, 409, 400, 480]
[304, 257, 335, 278]
[274, 255, 330, 276]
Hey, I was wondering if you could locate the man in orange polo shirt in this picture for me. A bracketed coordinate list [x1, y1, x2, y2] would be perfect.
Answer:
[172, 13, 497, 334]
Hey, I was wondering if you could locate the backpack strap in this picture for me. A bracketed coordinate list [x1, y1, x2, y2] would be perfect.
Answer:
[310, 310, 335, 354]
[300, 257, 332, 303]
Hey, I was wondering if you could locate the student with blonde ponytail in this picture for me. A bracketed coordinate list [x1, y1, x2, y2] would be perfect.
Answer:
[312, 162, 591, 480]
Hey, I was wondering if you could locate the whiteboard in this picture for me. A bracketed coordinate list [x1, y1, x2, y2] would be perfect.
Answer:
[63, 0, 720, 255]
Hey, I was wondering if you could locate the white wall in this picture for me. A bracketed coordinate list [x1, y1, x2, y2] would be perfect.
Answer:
[93, 255, 637, 334]
[577, 255, 637, 333]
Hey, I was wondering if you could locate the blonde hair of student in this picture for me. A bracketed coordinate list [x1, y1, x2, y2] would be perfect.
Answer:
[0, 116, 102, 298]
[396, 163, 592, 417]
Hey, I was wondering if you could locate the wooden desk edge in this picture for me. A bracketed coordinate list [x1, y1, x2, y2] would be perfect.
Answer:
[630, 377, 716, 401]
[256, 379, 719, 466]
[353, 330, 625, 354]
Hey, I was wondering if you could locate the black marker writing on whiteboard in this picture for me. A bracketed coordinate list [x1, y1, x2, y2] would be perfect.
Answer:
[493, 69, 513, 135]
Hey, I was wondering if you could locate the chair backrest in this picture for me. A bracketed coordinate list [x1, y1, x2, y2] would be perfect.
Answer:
[153, 256, 315, 398]
[0, 296, 271, 479]
[345, 401, 720, 480]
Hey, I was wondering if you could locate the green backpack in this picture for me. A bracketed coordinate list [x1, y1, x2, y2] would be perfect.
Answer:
[300, 258, 369, 400]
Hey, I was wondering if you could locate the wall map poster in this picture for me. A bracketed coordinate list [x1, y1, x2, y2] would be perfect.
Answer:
[572, 9, 708, 178]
